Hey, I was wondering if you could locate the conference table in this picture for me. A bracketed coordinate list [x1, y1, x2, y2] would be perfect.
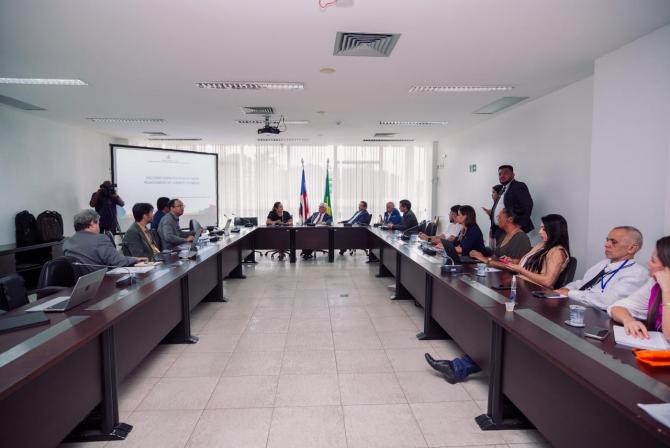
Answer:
[0, 225, 668, 448]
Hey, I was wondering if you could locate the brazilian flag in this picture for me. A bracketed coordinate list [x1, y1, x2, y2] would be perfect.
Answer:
[323, 168, 332, 216]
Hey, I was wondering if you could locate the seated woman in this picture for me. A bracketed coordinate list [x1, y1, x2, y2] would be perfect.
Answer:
[434, 205, 485, 254]
[608, 236, 670, 340]
[470, 207, 531, 264]
[426, 213, 570, 384]
[266, 202, 293, 226]
[504, 214, 570, 289]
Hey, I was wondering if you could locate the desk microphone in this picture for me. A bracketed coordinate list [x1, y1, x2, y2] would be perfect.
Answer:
[72, 262, 138, 287]
[400, 224, 420, 240]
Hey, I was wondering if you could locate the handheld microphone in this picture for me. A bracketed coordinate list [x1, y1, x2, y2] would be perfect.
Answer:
[72, 262, 138, 287]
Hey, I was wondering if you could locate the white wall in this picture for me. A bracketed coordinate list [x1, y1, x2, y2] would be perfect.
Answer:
[587, 24, 670, 268]
[436, 77, 594, 276]
[0, 105, 113, 245]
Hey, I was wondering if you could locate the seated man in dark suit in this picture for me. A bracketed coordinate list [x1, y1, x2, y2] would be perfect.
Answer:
[302, 203, 333, 259]
[122, 203, 160, 259]
[64, 209, 146, 273]
[388, 199, 419, 233]
[339, 201, 371, 255]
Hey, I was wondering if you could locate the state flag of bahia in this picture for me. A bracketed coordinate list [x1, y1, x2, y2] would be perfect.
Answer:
[299, 166, 309, 224]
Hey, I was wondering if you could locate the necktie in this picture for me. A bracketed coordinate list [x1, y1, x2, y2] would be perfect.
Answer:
[578, 267, 608, 291]
[314, 214, 322, 224]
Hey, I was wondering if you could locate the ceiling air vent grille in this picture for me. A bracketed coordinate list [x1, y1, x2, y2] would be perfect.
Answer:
[473, 97, 529, 114]
[241, 106, 275, 115]
[147, 138, 202, 141]
[334, 32, 400, 57]
[363, 138, 414, 142]
[0, 94, 46, 111]
[373, 132, 397, 138]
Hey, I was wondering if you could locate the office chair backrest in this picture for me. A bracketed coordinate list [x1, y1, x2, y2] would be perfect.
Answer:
[425, 222, 437, 237]
[234, 217, 258, 227]
[417, 220, 427, 234]
[556, 256, 577, 288]
[120, 241, 131, 257]
[0, 274, 29, 311]
[363, 213, 372, 225]
[37, 256, 80, 289]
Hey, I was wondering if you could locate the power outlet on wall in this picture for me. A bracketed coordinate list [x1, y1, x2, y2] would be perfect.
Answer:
[468, 164, 477, 173]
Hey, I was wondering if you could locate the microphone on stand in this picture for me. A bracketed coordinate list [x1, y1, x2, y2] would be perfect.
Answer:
[400, 224, 420, 241]
[72, 262, 138, 287]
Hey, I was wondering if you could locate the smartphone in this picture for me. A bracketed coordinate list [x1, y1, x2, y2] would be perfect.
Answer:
[584, 326, 609, 341]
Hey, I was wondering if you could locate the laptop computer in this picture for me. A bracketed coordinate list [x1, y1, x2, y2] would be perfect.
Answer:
[440, 239, 479, 264]
[222, 218, 232, 235]
[179, 228, 204, 259]
[27, 269, 106, 312]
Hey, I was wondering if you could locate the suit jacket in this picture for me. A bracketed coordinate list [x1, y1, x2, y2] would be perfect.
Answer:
[383, 209, 402, 225]
[342, 210, 371, 225]
[395, 209, 419, 232]
[158, 212, 191, 250]
[63, 231, 137, 273]
[490, 179, 534, 234]
[122, 222, 158, 258]
[306, 212, 332, 225]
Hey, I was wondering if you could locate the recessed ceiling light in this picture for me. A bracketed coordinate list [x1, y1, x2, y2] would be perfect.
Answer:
[473, 96, 529, 114]
[87, 118, 166, 123]
[316, 110, 326, 115]
[319, 67, 336, 74]
[285, 120, 310, 125]
[363, 138, 414, 142]
[0, 77, 88, 86]
[195, 81, 304, 90]
[409, 85, 514, 93]
[379, 121, 448, 126]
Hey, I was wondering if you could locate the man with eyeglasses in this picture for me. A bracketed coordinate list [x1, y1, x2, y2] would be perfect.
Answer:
[157, 198, 194, 250]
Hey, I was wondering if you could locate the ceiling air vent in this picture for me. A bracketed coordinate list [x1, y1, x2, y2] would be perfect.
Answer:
[142, 131, 167, 136]
[147, 138, 202, 141]
[257, 138, 309, 143]
[334, 32, 400, 57]
[0, 94, 46, 111]
[473, 97, 528, 114]
[363, 138, 414, 142]
[373, 132, 397, 138]
[241, 106, 275, 115]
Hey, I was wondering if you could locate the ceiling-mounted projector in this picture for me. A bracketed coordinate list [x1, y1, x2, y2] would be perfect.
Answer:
[257, 115, 284, 134]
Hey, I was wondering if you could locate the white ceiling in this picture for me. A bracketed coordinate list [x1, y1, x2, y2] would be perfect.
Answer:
[1, 0, 669, 145]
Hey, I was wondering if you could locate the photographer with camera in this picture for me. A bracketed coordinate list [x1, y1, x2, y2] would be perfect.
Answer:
[89, 180, 125, 233]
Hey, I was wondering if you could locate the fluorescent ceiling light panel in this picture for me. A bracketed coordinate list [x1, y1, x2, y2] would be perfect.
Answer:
[284, 120, 310, 125]
[196, 81, 304, 90]
[409, 85, 514, 93]
[473, 96, 529, 114]
[379, 121, 447, 126]
[147, 138, 202, 141]
[236, 119, 309, 125]
[0, 78, 88, 86]
[87, 118, 166, 123]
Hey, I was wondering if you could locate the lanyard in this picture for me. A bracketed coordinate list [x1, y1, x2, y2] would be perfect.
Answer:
[600, 260, 630, 290]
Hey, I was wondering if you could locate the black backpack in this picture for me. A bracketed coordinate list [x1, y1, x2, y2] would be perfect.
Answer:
[15, 210, 38, 246]
[0, 274, 29, 311]
[36, 211, 64, 242]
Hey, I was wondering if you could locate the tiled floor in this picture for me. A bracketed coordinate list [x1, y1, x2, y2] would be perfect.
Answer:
[60, 254, 549, 448]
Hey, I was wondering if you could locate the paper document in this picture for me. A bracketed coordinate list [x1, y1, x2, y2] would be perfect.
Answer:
[613, 325, 670, 350]
[106, 266, 155, 275]
[639, 403, 670, 429]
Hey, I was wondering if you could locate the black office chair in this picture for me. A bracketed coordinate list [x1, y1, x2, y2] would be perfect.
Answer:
[556, 256, 578, 288]
[235, 217, 263, 261]
[346, 214, 374, 257]
[424, 221, 438, 237]
[0, 274, 30, 311]
[417, 220, 427, 234]
[37, 256, 81, 289]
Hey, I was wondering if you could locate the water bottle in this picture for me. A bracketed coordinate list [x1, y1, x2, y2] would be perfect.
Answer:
[509, 275, 517, 301]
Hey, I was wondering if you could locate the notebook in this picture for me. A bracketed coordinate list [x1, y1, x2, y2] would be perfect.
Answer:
[613, 325, 670, 350]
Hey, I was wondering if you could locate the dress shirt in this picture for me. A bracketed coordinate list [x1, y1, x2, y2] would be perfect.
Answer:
[383, 209, 402, 225]
[607, 278, 656, 321]
[564, 259, 648, 310]
[347, 211, 362, 224]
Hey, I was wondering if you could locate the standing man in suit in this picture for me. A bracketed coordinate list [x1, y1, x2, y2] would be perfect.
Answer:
[302, 203, 333, 259]
[388, 199, 419, 233]
[123, 203, 160, 259]
[340, 201, 371, 225]
[489, 165, 534, 243]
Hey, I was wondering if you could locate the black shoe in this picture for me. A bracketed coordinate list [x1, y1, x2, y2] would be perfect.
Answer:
[424, 353, 459, 384]
[339, 249, 346, 255]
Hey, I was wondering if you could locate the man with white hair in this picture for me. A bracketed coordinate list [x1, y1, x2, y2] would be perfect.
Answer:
[301, 203, 333, 259]
[555, 226, 648, 309]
